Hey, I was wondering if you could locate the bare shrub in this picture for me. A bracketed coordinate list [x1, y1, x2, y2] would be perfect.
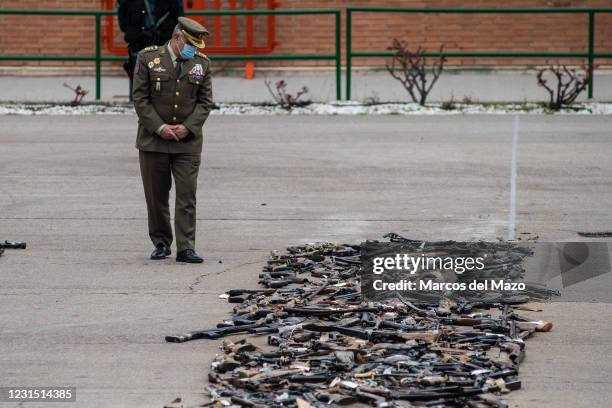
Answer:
[264, 79, 311, 110]
[462, 96, 475, 104]
[63, 82, 88, 106]
[385, 40, 446, 106]
[536, 64, 592, 110]
[363, 91, 381, 106]
[440, 94, 456, 110]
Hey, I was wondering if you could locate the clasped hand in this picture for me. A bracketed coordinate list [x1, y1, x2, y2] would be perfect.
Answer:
[159, 124, 189, 142]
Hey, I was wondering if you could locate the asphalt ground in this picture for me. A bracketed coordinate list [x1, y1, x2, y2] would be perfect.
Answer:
[1, 115, 611, 408]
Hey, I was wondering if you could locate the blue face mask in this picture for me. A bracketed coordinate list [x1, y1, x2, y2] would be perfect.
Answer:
[180, 43, 196, 59]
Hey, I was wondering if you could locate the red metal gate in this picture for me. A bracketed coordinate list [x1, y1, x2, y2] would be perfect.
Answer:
[101, 0, 279, 77]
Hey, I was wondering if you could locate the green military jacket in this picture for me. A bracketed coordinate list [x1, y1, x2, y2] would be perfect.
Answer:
[132, 43, 213, 153]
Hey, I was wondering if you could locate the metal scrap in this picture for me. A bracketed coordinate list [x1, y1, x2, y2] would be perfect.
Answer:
[0, 240, 27, 258]
[0, 240, 26, 249]
[166, 234, 558, 407]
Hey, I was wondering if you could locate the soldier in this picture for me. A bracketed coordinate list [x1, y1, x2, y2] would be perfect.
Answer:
[117, 0, 184, 99]
[132, 17, 213, 263]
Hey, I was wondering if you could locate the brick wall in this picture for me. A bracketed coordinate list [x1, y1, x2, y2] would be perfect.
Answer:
[1, 0, 611, 70]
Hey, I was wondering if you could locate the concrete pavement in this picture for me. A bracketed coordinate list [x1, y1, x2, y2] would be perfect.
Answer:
[1, 115, 611, 407]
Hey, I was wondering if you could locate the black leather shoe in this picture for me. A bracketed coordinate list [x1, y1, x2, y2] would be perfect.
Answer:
[176, 249, 203, 263]
[150, 244, 171, 260]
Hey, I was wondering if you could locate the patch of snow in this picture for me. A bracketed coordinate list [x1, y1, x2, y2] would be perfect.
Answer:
[1, 102, 611, 116]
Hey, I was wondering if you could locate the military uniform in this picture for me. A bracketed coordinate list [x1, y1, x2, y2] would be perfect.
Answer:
[132, 17, 212, 260]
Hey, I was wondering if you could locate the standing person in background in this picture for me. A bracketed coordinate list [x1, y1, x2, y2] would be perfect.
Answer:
[117, 0, 184, 100]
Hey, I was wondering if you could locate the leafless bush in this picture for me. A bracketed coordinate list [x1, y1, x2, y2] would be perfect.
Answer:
[462, 96, 475, 104]
[385, 39, 446, 106]
[536, 64, 592, 110]
[440, 94, 457, 110]
[63, 82, 88, 106]
[264, 79, 311, 110]
[363, 91, 381, 106]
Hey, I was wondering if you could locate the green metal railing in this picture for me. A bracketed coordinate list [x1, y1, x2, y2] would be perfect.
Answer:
[2, 7, 612, 102]
[0, 8, 342, 100]
[346, 7, 612, 100]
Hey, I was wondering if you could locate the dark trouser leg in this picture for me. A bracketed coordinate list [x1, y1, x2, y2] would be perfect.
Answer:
[171, 153, 201, 252]
[139, 150, 173, 248]
[126, 45, 141, 102]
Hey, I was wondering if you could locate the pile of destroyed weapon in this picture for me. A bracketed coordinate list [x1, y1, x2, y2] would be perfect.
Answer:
[166, 234, 558, 408]
[0, 240, 26, 257]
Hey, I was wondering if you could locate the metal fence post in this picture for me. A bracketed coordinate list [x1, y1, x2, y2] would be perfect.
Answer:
[95, 13, 102, 100]
[346, 9, 352, 100]
[335, 10, 341, 100]
[588, 11, 595, 99]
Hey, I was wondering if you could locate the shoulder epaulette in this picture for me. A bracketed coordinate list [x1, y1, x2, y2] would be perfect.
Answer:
[142, 46, 159, 53]
[197, 51, 209, 59]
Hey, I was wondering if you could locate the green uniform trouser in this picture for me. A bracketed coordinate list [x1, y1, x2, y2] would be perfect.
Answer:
[139, 150, 201, 252]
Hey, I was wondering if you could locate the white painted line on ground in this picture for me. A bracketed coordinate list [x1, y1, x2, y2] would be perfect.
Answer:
[508, 115, 519, 241]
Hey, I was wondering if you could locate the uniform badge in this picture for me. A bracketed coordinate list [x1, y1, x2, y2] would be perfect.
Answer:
[153, 57, 161, 64]
[148, 61, 154, 69]
[152, 66, 167, 72]
[189, 64, 204, 78]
